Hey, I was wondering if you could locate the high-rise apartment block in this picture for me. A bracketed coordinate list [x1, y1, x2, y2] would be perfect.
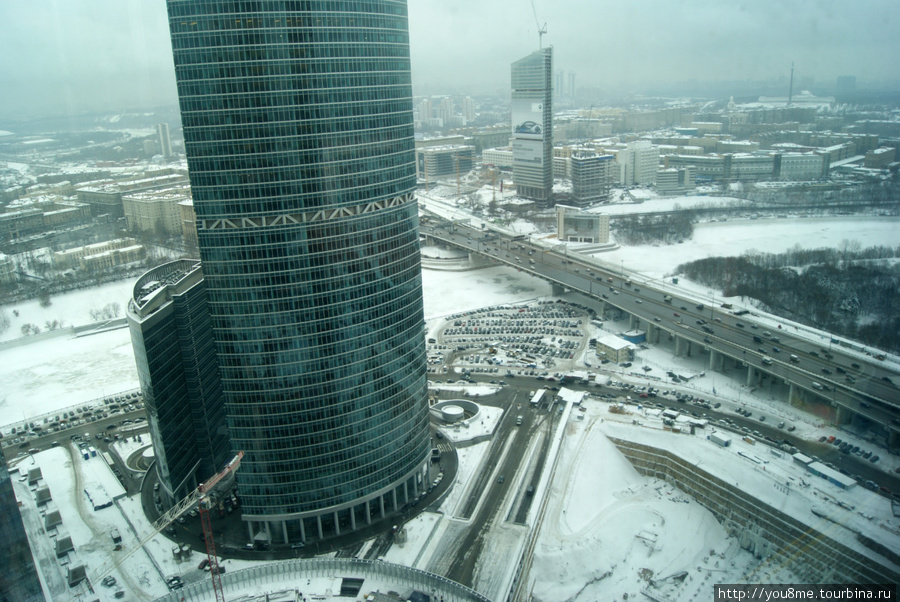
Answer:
[155, 0, 431, 544]
[511, 47, 553, 204]
[157, 123, 173, 159]
[462, 96, 476, 123]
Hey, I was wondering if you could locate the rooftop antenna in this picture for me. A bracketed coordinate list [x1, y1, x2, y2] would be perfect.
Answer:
[787, 62, 794, 107]
[530, 0, 547, 48]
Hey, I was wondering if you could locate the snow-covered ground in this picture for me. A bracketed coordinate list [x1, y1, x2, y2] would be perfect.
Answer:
[3, 213, 899, 600]
[601, 215, 900, 280]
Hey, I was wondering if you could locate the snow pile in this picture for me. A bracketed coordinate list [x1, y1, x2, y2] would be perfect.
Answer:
[530, 416, 734, 601]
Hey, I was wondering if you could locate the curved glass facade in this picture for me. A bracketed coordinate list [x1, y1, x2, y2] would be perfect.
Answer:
[128, 260, 231, 502]
[166, 0, 431, 534]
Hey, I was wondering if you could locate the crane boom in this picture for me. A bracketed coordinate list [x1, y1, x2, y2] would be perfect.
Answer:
[530, 0, 547, 48]
[90, 452, 244, 588]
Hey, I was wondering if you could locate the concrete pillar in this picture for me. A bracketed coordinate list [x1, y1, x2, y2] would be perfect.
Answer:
[299, 518, 306, 542]
[316, 515, 324, 539]
[674, 336, 683, 357]
[334, 511, 340, 536]
[392, 488, 398, 512]
[629, 314, 635, 329]
[282, 521, 288, 544]
[788, 383, 795, 404]
[747, 365, 756, 386]
[835, 404, 849, 424]
[265, 521, 272, 544]
[403, 480, 409, 503]
[379, 494, 386, 518]
[709, 349, 718, 370]
[247, 522, 254, 542]
[350, 506, 356, 531]
[365, 501, 372, 524]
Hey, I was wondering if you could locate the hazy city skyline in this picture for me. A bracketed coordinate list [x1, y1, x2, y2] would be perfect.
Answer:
[1, 0, 899, 118]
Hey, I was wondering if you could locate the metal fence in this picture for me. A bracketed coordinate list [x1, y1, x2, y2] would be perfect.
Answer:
[154, 557, 492, 602]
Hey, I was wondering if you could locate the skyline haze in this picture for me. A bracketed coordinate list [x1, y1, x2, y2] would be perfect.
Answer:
[1, 0, 898, 118]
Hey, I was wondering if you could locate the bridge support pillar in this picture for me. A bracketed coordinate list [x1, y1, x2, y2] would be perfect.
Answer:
[834, 404, 849, 425]
[468, 252, 491, 267]
[551, 283, 566, 296]
[629, 314, 636, 329]
[747, 365, 756, 386]
[788, 383, 795, 404]
[709, 349, 720, 370]
[674, 336, 683, 357]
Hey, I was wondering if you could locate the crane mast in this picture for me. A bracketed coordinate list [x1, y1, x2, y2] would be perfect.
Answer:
[90, 451, 243, 601]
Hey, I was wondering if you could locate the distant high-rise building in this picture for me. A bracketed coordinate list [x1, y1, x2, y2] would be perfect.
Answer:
[156, 123, 173, 159]
[162, 0, 431, 544]
[0, 454, 45, 601]
[127, 260, 231, 503]
[438, 97, 455, 126]
[570, 152, 615, 205]
[618, 141, 659, 186]
[417, 98, 433, 121]
[511, 47, 553, 204]
[568, 71, 576, 98]
[462, 96, 476, 122]
[556, 70, 564, 96]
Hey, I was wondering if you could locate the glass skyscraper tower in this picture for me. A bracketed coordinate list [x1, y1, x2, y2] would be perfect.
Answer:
[511, 47, 553, 204]
[165, 0, 431, 543]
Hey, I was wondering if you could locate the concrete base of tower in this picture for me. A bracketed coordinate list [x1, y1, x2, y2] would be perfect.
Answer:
[238, 449, 455, 553]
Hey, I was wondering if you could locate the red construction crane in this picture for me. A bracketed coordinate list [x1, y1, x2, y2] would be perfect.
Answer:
[91, 451, 243, 600]
[197, 452, 243, 602]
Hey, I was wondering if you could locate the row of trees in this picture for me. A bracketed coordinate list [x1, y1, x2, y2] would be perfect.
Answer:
[613, 212, 695, 245]
[675, 246, 900, 352]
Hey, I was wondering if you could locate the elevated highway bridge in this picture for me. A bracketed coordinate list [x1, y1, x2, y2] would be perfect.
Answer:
[419, 214, 900, 447]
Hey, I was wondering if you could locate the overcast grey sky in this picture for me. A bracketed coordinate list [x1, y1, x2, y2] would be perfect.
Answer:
[0, 0, 897, 118]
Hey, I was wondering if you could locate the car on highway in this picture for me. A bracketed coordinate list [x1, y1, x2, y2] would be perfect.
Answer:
[673, 312, 680, 317]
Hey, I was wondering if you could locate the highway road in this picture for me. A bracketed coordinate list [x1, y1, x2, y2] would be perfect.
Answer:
[420, 216, 900, 435]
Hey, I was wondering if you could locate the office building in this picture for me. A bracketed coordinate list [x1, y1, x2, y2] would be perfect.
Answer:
[617, 141, 659, 186]
[128, 260, 231, 503]
[556, 204, 609, 243]
[511, 47, 553, 204]
[570, 152, 615, 205]
[656, 166, 697, 195]
[0, 454, 45, 601]
[416, 145, 476, 180]
[165, 0, 431, 543]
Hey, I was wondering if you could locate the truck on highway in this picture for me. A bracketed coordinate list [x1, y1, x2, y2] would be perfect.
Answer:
[789, 354, 799, 363]
[811, 382, 823, 390]
[663, 295, 672, 303]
